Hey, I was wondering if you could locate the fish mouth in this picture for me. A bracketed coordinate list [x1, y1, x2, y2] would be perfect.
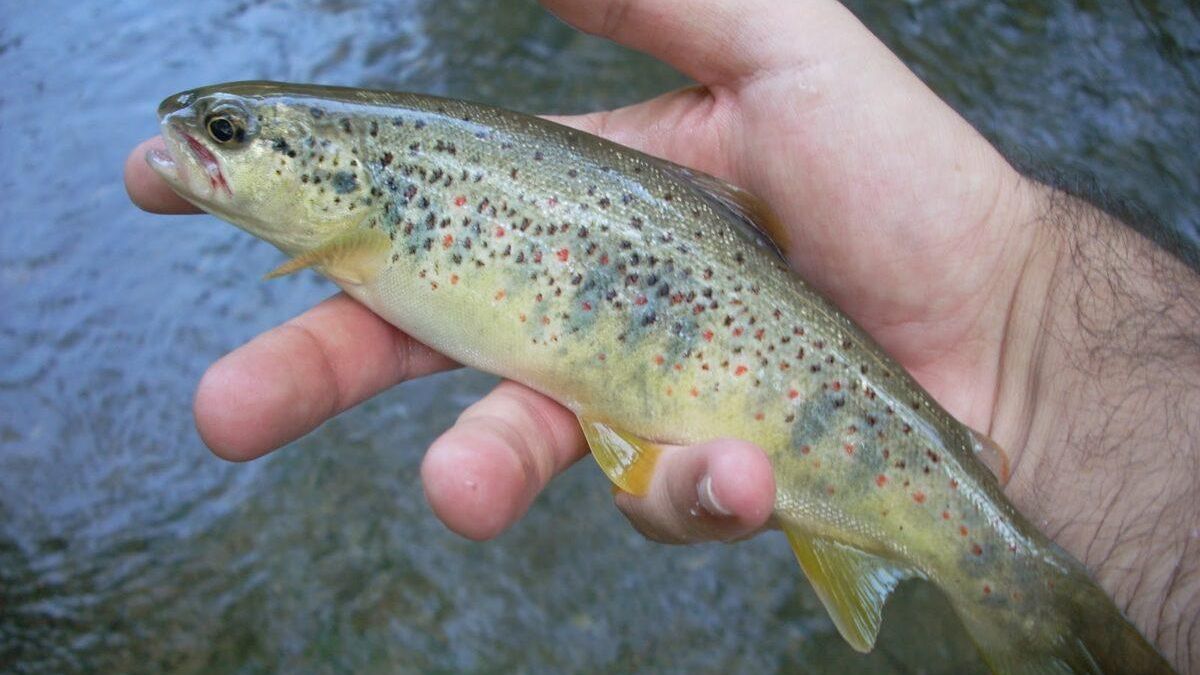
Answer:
[145, 125, 233, 198]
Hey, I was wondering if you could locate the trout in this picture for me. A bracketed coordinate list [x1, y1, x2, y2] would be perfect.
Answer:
[147, 82, 1173, 674]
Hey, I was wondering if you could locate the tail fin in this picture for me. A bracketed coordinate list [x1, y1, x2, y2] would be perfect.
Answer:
[952, 571, 1175, 674]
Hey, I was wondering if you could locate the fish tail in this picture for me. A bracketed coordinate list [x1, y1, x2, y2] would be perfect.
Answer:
[951, 564, 1174, 674]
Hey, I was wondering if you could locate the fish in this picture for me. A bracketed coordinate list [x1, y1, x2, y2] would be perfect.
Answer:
[146, 81, 1174, 674]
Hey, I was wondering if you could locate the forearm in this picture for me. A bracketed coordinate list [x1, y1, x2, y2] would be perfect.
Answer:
[996, 180, 1200, 671]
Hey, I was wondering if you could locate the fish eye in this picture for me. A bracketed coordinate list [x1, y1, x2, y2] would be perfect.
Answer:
[206, 114, 245, 144]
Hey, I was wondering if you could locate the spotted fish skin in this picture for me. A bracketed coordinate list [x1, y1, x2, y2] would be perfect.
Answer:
[149, 82, 1174, 674]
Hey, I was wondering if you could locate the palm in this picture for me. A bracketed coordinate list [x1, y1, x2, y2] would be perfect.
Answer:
[561, 61, 1026, 432]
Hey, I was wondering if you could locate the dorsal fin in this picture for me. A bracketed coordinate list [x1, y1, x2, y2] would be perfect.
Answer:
[649, 160, 790, 262]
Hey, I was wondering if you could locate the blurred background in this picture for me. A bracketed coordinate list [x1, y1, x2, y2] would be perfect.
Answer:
[1, 1, 1196, 673]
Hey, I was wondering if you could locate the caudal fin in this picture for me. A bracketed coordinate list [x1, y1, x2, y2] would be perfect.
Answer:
[953, 572, 1175, 675]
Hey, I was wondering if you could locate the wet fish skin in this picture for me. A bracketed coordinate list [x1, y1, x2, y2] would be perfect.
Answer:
[148, 82, 1174, 674]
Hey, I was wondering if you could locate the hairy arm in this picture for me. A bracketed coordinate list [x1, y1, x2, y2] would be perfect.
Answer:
[997, 181, 1200, 671]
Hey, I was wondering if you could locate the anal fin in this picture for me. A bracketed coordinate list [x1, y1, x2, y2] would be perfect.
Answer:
[265, 227, 391, 286]
[578, 417, 662, 496]
[783, 524, 921, 653]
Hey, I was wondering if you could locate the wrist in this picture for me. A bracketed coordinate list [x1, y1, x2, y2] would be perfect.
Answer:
[991, 180, 1200, 670]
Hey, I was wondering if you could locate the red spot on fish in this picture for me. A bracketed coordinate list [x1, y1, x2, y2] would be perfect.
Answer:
[690, 387, 699, 398]
[844, 443, 855, 456]
[533, 251, 542, 263]
[654, 355, 665, 365]
[788, 389, 799, 399]
[800, 445, 811, 455]
[673, 363, 682, 371]
[734, 365, 748, 376]
[599, 254, 609, 265]
[703, 330, 714, 342]
[754, 329, 765, 340]
[582, 301, 592, 311]
[597, 353, 606, 361]
[755, 412, 765, 421]
[693, 304, 705, 315]
[547, 196, 558, 207]
[972, 544, 983, 556]
[733, 327, 744, 337]
[494, 226, 506, 237]
[635, 295, 648, 306]
[942, 511, 951, 520]
[960, 525, 969, 537]
[541, 316, 550, 325]
[949, 479, 959, 490]
[983, 585, 991, 595]
[912, 491, 926, 504]
[494, 290, 506, 301]
[442, 234, 454, 248]
[454, 195, 467, 207]
[832, 381, 842, 392]
[519, 313, 527, 323]
[665, 387, 673, 396]
[826, 485, 836, 495]
[450, 274, 459, 285]
[556, 248, 569, 262]
[876, 475, 888, 487]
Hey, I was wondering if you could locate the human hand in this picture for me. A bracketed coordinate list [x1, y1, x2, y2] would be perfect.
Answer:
[126, 1, 1198, 667]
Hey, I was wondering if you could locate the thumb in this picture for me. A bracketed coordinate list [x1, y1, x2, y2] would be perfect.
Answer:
[614, 439, 775, 544]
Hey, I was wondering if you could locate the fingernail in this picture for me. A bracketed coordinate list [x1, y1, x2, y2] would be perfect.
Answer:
[697, 475, 732, 516]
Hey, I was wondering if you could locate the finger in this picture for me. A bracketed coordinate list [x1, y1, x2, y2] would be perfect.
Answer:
[194, 293, 457, 461]
[540, 0, 864, 87]
[614, 439, 774, 544]
[421, 381, 587, 540]
[125, 136, 200, 214]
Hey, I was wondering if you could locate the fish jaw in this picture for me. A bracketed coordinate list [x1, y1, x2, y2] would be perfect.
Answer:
[146, 119, 234, 209]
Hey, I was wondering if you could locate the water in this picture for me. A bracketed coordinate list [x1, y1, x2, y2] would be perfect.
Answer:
[1, 1, 1196, 673]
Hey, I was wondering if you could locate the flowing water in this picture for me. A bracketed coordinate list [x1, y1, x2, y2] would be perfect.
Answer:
[1, 1, 1196, 673]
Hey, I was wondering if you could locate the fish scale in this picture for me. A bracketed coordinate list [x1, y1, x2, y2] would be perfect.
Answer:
[148, 81, 1174, 674]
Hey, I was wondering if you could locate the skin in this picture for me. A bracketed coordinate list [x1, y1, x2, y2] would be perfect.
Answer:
[124, 0, 1200, 670]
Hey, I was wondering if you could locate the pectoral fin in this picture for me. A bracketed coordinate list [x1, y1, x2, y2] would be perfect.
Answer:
[577, 417, 662, 496]
[783, 525, 921, 652]
[265, 228, 391, 286]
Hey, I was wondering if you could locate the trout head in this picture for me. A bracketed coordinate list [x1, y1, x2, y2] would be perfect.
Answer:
[148, 82, 365, 257]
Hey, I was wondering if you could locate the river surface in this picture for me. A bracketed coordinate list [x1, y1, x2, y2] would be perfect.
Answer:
[1, 1, 1196, 673]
